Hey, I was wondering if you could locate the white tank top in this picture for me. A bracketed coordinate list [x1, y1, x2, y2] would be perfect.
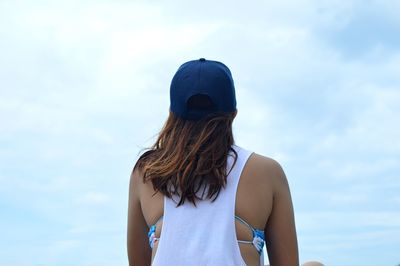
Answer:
[151, 144, 264, 266]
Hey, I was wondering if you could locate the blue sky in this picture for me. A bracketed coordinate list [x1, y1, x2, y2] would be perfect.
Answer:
[0, 0, 399, 265]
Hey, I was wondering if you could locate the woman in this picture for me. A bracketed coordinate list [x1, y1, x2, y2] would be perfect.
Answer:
[127, 58, 299, 265]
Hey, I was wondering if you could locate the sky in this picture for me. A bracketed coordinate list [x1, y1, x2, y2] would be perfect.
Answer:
[0, 0, 399, 265]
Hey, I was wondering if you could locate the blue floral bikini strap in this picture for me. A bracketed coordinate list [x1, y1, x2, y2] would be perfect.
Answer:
[235, 215, 265, 255]
[147, 215, 163, 249]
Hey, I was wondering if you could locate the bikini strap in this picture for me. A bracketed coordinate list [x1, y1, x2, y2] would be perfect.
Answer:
[235, 215, 265, 254]
[235, 215, 255, 232]
[148, 215, 164, 249]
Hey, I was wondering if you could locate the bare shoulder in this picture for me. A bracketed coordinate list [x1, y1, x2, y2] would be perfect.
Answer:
[129, 161, 145, 199]
[250, 152, 284, 172]
[253, 152, 298, 265]
[249, 152, 288, 191]
[127, 160, 153, 265]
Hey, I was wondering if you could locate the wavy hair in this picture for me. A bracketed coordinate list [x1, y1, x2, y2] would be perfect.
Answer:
[133, 110, 237, 207]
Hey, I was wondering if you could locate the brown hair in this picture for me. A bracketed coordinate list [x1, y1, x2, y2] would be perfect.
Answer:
[133, 110, 238, 206]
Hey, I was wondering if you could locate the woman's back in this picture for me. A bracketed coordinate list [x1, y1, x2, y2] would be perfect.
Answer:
[135, 146, 296, 266]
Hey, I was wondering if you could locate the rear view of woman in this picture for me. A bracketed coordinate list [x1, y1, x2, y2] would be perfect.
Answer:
[127, 58, 299, 266]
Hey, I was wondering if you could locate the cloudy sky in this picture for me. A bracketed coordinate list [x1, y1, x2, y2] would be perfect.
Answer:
[1, 0, 399, 265]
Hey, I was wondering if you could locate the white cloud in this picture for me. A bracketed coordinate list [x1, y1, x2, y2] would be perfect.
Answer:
[79, 192, 111, 205]
[297, 211, 400, 230]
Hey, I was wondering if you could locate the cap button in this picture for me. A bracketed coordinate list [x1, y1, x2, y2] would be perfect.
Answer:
[199, 58, 206, 62]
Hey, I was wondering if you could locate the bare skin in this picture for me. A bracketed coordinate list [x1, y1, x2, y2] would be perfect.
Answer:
[302, 262, 324, 266]
[127, 152, 299, 266]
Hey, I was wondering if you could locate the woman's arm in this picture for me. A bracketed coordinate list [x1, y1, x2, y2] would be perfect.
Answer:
[264, 160, 299, 266]
[127, 167, 152, 266]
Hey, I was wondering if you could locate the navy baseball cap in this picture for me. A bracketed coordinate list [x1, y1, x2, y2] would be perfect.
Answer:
[170, 58, 237, 120]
